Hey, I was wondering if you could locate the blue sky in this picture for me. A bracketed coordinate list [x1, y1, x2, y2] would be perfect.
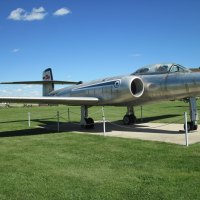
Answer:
[0, 0, 200, 96]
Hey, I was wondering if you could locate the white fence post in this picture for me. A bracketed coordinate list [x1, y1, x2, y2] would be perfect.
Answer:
[102, 107, 106, 136]
[184, 112, 189, 147]
[28, 112, 31, 127]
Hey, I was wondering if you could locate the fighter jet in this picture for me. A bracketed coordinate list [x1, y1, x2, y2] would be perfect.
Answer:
[0, 63, 199, 131]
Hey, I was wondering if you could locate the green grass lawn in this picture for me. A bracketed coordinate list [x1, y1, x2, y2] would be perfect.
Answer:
[0, 101, 200, 200]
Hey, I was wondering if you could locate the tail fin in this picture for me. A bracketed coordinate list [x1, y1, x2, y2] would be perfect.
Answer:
[43, 68, 54, 96]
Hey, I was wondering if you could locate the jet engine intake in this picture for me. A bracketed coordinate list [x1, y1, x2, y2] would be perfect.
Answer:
[130, 78, 144, 98]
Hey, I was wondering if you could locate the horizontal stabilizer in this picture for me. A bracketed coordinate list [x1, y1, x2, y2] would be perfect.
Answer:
[0, 80, 83, 85]
[0, 96, 99, 106]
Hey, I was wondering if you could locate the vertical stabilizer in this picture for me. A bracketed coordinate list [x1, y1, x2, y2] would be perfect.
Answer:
[43, 68, 54, 96]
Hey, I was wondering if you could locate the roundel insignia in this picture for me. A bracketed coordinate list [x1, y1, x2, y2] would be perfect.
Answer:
[114, 80, 120, 88]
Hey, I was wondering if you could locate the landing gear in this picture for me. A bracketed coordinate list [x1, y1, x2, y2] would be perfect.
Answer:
[84, 117, 94, 129]
[123, 114, 136, 125]
[183, 97, 199, 132]
[184, 121, 198, 132]
[80, 106, 94, 129]
[123, 106, 137, 125]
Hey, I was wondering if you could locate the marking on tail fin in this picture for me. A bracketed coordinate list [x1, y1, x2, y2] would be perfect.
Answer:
[43, 68, 54, 96]
[43, 68, 53, 81]
[43, 74, 51, 80]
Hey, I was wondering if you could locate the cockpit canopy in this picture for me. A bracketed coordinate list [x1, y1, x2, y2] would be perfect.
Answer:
[132, 63, 191, 75]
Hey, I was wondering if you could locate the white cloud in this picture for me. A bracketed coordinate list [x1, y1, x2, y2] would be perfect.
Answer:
[11, 48, 20, 53]
[23, 85, 34, 89]
[8, 8, 24, 21]
[25, 7, 47, 21]
[0, 85, 42, 97]
[29, 90, 40, 96]
[53, 8, 71, 16]
[8, 7, 47, 21]
[17, 88, 23, 92]
[1, 89, 9, 94]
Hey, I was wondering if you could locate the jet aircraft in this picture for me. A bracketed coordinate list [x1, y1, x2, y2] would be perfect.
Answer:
[0, 63, 199, 131]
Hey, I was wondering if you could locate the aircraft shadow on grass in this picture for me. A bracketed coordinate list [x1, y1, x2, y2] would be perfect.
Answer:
[0, 114, 182, 137]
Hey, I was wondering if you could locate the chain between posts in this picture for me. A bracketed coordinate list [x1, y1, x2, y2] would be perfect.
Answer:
[26, 107, 190, 144]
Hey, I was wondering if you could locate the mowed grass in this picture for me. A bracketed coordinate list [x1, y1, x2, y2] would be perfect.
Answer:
[0, 101, 200, 200]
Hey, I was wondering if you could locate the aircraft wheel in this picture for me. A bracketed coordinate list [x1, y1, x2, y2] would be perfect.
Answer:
[184, 122, 192, 132]
[129, 115, 137, 124]
[190, 121, 198, 131]
[85, 117, 94, 129]
[193, 124, 198, 130]
[190, 121, 198, 130]
[123, 115, 136, 125]
[123, 115, 131, 125]
[184, 122, 191, 132]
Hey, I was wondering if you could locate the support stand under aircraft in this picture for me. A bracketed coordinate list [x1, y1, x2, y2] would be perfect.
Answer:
[0, 63, 199, 131]
[187, 97, 198, 131]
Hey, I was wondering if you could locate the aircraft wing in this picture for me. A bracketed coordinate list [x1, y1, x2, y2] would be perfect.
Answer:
[0, 96, 99, 106]
[0, 80, 82, 85]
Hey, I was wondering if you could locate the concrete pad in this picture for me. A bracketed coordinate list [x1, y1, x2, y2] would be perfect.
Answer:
[97, 122, 200, 145]
[56, 121, 200, 145]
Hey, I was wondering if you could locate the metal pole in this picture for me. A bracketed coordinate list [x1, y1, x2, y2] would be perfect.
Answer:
[57, 111, 60, 132]
[141, 106, 143, 122]
[184, 112, 189, 147]
[68, 108, 70, 122]
[102, 107, 106, 136]
[28, 112, 31, 127]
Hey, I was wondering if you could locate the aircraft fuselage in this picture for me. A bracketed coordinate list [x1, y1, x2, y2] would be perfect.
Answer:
[49, 71, 200, 106]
